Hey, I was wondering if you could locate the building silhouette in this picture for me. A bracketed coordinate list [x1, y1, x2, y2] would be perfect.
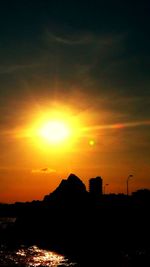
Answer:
[89, 176, 103, 195]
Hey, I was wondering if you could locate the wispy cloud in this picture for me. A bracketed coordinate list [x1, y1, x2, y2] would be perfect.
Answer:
[83, 120, 150, 132]
[46, 31, 95, 45]
[0, 63, 40, 74]
[46, 30, 125, 46]
[31, 168, 56, 174]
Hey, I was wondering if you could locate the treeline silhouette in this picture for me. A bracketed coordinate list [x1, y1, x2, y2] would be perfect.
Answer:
[1, 174, 150, 266]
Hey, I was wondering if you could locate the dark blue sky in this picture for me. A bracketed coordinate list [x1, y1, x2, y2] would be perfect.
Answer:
[0, 0, 150, 135]
[1, 2, 149, 125]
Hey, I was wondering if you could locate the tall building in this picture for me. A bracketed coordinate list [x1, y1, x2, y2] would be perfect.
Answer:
[89, 176, 103, 195]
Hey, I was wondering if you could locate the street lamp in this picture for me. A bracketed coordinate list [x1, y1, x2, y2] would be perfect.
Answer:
[127, 175, 133, 196]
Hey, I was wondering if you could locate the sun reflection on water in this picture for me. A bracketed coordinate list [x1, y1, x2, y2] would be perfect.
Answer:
[0, 245, 76, 267]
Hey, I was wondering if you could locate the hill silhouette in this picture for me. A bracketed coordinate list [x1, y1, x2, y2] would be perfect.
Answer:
[43, 173, 87, 203]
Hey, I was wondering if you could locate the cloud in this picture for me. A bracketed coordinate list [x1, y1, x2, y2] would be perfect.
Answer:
[44, 29, 126, 88]
[0, 63, 40, 75]
[31, 168, 56, 174]
[46, 29, 124, 46]
[46, 32, 93, 45]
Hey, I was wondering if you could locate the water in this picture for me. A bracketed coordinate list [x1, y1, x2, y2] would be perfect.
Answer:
[1, 244, 150, 267]
[0, 245, 77, 267]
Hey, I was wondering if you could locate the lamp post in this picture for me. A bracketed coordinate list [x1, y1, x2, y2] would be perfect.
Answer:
[127, 175, 133, 196]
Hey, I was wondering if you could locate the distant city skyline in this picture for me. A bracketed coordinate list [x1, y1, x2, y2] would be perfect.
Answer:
[0, 171, 148, 203]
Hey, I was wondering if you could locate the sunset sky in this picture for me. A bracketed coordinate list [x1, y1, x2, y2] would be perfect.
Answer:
[0, 1, 150, 203]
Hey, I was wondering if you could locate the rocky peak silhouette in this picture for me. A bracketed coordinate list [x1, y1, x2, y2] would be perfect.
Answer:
[67, 173, 86, 192]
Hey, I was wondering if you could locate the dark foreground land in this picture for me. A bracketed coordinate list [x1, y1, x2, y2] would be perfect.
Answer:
[1, 174, 150, 266]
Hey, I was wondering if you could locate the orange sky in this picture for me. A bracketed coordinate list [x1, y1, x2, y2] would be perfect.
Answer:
[1, 97, 150, 203]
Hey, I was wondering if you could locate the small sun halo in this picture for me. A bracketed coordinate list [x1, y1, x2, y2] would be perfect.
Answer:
[89, 140, 95, 146]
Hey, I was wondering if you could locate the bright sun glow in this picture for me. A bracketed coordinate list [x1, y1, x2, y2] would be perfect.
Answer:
[38, 120, 70, 144]
[17, 107, 83, 151]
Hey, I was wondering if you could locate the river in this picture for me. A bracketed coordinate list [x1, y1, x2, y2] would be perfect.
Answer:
[0, 245, 77, 267]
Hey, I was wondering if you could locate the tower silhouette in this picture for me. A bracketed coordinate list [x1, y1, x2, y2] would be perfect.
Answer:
[89, 176, 103, 195]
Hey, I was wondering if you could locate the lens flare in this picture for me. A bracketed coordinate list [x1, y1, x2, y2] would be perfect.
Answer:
[89, 140, 95, 146]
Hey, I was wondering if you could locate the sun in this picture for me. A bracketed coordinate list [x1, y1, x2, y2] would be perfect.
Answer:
[38, 120, 70, 144]
[16, 107, 83, 151]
